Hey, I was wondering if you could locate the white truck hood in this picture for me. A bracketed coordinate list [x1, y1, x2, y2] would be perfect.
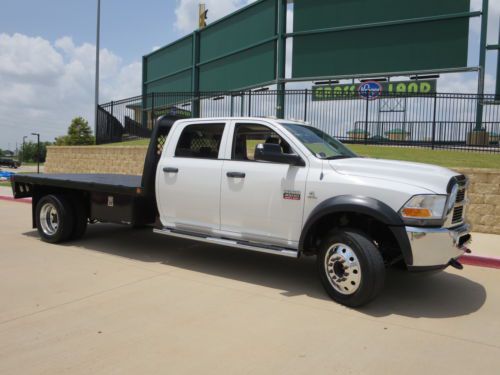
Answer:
[329, 157, 458, 194]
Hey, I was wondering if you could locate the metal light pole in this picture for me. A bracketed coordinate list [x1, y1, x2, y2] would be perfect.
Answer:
[31, 133, 40, 174]
[22, 136, 27, 163]
[94, 0, 101, 143]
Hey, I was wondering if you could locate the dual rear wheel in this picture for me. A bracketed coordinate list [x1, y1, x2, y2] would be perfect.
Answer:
[35, 194, 88, 243]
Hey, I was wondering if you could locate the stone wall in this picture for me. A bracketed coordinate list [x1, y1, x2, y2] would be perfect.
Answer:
[456, 168, 500, 235]
[45, 146, 147, 176]
[44, 146, 500, 234]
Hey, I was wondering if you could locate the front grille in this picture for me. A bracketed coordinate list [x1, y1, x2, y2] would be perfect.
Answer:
[452, 205, 464, 224]
[447, 175, 467, 225]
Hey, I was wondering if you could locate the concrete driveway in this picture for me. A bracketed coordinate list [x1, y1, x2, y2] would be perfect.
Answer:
[0, 199, 499, 374]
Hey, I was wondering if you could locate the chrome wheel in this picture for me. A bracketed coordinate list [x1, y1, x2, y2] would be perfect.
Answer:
[39, 202, 59, 236]
[324, 243, 362, 295]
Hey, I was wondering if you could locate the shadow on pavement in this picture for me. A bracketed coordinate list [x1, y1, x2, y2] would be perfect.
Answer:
[359, 269, 486, 318]
[24, 223, 486, 318]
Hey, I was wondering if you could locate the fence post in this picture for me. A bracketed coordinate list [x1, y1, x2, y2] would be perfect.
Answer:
[364, 98, 369, 145]
[431, 94, 437, 150]
[96, 105, 100, 144]
[230, 94, 234, 117]
[150, 92, 155, 128]
[303, 89, 308, 122]
[248, 90, 252, 117]
[110, 101, 114, 141]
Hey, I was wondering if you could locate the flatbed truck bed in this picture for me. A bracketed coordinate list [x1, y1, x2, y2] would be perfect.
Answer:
[13, 174, 143, 196]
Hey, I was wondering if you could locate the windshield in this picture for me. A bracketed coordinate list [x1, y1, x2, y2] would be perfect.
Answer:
[281, 123, 358, 160]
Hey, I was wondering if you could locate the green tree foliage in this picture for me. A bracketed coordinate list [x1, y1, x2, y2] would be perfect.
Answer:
[55, 117, 95, 145]
[19, 141, 50, 163]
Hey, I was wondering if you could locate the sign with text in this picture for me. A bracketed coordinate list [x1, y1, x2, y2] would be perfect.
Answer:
[312, 80, 437, 101]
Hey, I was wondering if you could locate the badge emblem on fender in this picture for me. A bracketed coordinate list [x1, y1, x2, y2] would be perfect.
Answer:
[283, 190, 301, 200]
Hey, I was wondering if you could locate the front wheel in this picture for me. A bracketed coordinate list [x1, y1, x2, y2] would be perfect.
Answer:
[317, 229, 385, 307]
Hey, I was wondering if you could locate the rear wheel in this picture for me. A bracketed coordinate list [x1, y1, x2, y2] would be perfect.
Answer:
[317, 229, 385, 307]
[35, 195, 75, 243]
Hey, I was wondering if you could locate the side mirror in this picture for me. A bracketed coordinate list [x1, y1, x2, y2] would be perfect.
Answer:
[254, 143, 305, 166]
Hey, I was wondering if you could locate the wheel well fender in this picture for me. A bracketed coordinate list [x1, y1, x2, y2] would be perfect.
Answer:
[299, 195, 412, 265]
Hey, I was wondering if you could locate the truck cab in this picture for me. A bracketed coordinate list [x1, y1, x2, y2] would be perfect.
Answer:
[12, 117, 472, 307]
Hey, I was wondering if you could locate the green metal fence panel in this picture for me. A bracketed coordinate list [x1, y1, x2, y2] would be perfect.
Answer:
[144, 35, 193, 83]
[199, 41, 276, 91]
[292, 0, 471, 78]
[199, 0, 276, 63]
[146, 70, 193, 96]
[294, 0, 470, 32]
[196, 0, 278, 91]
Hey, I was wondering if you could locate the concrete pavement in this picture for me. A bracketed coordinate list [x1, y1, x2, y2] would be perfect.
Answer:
[0, 199, 500, 374]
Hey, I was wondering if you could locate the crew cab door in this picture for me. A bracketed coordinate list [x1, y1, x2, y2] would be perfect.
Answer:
[220, 121, 308, 248]
[156, 121, 228, 234]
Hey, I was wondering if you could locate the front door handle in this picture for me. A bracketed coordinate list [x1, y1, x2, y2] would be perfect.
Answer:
[226, 172, 245, 178]
[163, 167, 179, 173]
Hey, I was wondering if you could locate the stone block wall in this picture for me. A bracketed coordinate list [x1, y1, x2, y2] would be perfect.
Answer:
[45, 146, 147, 176]
[456, 168, 500, 235]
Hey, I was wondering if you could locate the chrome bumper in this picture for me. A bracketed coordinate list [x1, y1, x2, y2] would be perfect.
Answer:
[406, 223, 471, 269]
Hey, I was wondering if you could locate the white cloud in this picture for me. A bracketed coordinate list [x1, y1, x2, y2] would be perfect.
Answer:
[0, 33, 141, 149]
[174, 0, 257, 33]
[438, 72, 495, 93]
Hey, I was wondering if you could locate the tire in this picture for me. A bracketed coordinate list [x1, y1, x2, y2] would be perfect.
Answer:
[69, 196, 88, 240]
[317, 229, 385, 307]
[35, 195, 75, 243]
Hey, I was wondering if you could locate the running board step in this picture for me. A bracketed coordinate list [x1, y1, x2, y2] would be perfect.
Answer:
[153, 227, 298, 258]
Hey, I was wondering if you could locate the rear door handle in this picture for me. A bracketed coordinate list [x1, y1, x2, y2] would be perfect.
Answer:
[226, 172, 245, 178]
[163, 167, 179, 173]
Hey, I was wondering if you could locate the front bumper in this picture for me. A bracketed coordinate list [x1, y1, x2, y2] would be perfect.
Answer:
[406, 223, 471, 270]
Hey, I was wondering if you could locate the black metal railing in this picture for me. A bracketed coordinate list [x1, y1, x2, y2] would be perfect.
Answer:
[97, 91, 500, 152]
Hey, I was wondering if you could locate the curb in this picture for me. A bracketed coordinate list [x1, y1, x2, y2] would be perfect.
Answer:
[0, 194, 498, 270]
[0, 195, 31, 204]
[460, 255, 500, 269]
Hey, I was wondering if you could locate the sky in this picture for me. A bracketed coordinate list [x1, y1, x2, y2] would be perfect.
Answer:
[0, 0, 499, 150]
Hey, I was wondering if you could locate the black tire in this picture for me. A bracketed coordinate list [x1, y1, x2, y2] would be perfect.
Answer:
[35, 194, 75, 243]
[69, 196, 88, 240]
[317, 229, 385, 307]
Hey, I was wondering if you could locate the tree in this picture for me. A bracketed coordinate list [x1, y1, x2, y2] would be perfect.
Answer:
[55, 117, 95, 145]
[18, 141, 50, 163]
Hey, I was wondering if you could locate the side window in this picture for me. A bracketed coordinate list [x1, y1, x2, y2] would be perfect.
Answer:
[232, 123, 294, 161]
[175, 123, 225, 159]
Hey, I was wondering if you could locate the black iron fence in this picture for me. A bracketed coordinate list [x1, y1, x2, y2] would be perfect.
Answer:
[97, 91, 500, 152]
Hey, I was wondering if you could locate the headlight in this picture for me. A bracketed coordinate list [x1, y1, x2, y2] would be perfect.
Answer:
[400, 195, 447, 220]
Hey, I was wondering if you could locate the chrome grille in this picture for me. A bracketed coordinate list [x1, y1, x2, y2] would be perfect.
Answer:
[450, 175, 467, 225]
[452, 205, 464, 224]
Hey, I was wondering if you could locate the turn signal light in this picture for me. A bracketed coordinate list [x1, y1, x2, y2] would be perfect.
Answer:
[401, 208, 432, 218]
